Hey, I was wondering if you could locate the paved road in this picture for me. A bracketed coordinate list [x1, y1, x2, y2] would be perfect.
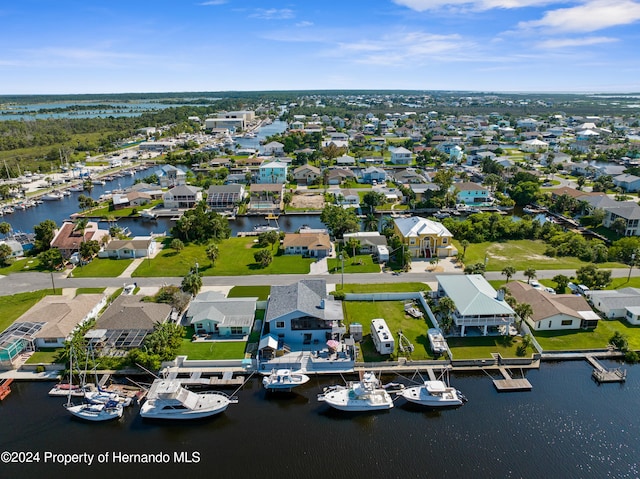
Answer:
[1, 267, 639, 296]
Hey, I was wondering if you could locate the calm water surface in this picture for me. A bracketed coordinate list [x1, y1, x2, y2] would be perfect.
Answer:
[0, 361, 638, 479]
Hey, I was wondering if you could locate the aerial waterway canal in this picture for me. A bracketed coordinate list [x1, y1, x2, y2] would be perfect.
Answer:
[0, 361, 638, 479]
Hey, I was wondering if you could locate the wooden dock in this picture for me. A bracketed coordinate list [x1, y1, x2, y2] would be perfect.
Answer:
[163, 369, 245, 387]
[493, 367, 532, 392]
[587, 355, 627, 383]
[0, 378, 13, 400]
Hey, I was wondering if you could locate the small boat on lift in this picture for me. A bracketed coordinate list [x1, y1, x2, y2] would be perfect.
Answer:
[262, 369, 310, 391]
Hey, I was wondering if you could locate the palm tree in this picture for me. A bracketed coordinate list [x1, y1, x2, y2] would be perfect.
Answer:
[460, 240, 470, 256]
[523, 268, 537, 284]
[181, 271, 202, 296]
[502, 266, 516, 283]
[206, 243, 219, 267]
[514, 302, 533, 329]
[364, 214, 378, 232]
[74, 218, 89, 241]
[437, 296, 456, 334]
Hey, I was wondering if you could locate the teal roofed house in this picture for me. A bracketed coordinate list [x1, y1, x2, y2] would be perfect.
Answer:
[436, 274, 516, 337]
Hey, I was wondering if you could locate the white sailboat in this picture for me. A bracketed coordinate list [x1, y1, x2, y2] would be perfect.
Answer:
[63, 348, 123, 422]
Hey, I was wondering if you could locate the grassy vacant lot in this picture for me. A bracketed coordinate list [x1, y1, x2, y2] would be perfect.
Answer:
[133, 237, 314, 277]
[447, 336, 535, 359]
[71, 258, 133, 278]
[228, 286, 270, 301]
[338, 282, 430, 293]
[177, 327, 247, 360]
[343, 300, 439, 361]
[85, 199, 163, 219]
[327, 255, 380, 274]
[534, 319, 640, 351]
[0, 290, 61, 333]
[457, 239, 624, 271]
[0, 257, 44, 275]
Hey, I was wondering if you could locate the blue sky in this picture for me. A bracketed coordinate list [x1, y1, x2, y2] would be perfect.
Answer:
[1, 0, 639, 94]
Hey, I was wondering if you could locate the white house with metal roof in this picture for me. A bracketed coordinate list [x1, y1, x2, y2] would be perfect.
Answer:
[436, 274, 516, 337]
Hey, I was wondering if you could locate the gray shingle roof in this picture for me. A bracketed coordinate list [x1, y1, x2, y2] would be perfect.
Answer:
[265, 280, 342, 322]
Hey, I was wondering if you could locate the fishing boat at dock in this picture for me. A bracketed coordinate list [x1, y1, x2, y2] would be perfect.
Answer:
[140, 379, 238, 420]
[397, 380, 466, 407]
[317, 371, 394, 412]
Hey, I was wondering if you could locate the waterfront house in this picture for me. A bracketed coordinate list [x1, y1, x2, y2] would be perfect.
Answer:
[454, 181, 491, 205]
[51, 221, 110, 259]
[0, 239, 23, 258]
[393, 216, 456, 258]
[436, 275, 516, 337]
[249, 183, 283, 213]
[336, 189, 360, 207]
[389, 146, 412, 165]
[262, 141, 285, 156]
[293, 165, 321, 185]
[336, 154, 356, 166]
[589, 288, 640, 320]
[126, 182, 163, 200]
[24, 294, 105, 349]
[158, 165, 186, 188]
[283, 232, 332, 258]
[504, 281, 599, 330]
[258, 160, 288, 184]
[163, 185, 203, 209]
[93, 295, 172, 349]
[98, 237, 155, 259]
[186, 291, 257, 337]
[206, 184, 246, 210]
[260, 280, 345, 355]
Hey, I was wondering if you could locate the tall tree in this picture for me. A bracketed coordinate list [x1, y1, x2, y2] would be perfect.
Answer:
[34, 219, 57, 253]
[206, 242, 219, 267]
[523, 268, 537, 284]
[552, 274, 570, 294]
[0, 221, 11, 236]
[502, 266, 516, 283]
[181, 271, 202, 296]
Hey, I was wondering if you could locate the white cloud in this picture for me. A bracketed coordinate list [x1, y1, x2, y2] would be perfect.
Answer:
[393, 0, 557, 11]
[198, 0, 227, 5]
[332, 31, 478, 65]
[249, 8, 295, 20]
[295, 21, 314, 27]
[519, 0, 640, 33]
[536, 36, 618, 48]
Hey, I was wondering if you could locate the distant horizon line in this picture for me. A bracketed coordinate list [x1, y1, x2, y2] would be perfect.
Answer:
[1, 89, 640, 97]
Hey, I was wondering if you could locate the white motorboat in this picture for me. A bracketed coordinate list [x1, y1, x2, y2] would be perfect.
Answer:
[262, 369, 310, 391]
[140, 380, 237, 420]
[428, 328, 448, 355]
[65, 399, 124, 422]
[91, 179, 106, 185]
[317, 372, 394, 412]
[253, 224, 279, 233]
[68, 184, 85, 192]
[42, 191, 64, 201]
[397, 380, 466, 407]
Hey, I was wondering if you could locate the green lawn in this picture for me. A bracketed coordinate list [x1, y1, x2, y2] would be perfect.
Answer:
[134, 237, 313, 277]
[71, 258, 133, 278]
[343, 301, 440, 361]
[0, 290, 61, 333]
[75, 288, 106, 296]
[338, 282, 430, 293]
[327, 255, 380, 274]
[26, 348, 63, 364]
[534, 319, 640, 350]
[177, 327, 247, 359]
[457, 239, 624, 271]
[228, 286, 271, 301]
[447, 336, 535, 359]
[0, 257, 46, 274]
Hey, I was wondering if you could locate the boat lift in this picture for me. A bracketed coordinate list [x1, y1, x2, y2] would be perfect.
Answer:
[397, 330, 415, 357]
